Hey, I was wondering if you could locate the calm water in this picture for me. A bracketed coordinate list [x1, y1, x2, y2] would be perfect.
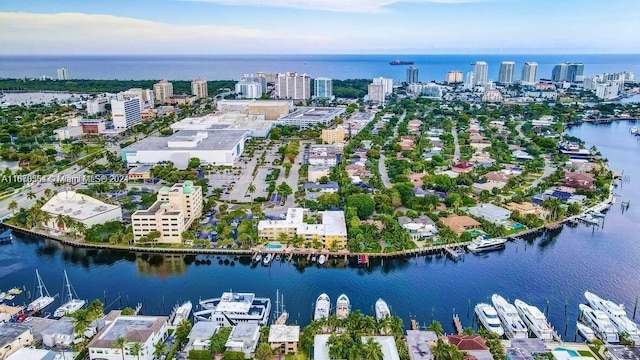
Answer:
[1, 54, 640, 82]
[1, 122, 639, 337]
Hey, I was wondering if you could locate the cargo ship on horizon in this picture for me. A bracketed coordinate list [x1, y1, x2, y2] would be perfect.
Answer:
[389, 60, 414, 65]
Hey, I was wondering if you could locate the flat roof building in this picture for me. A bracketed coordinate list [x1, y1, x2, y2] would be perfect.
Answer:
[7, 348, 77, 360]
[186, 322, 219, 352]
[87, 313, 168, 360]
[191, 78, 208, 99]
[153, 80, 173, 104]
[468, 203, 512, 225]
[308, 145, 339, 166]
[0, 323, 33, 360]
[258, 208, 347, 249]
[132, 181, 203, 244]
[406, 330, 438, 360]
[268, 325, 300, 355]
[225, 323, 260, 359]
[321, 126, 345, 144]
[122, 130, 248, 168]
[170, 113, 275, 138]
[111, 97, 142, 129]
[275, 72, 311, 100]
[279, 107, 345, 129]
[41, 191, 123, 232]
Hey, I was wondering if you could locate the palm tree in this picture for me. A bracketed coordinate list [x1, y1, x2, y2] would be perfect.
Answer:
[153, 341, 167, 359]
[55, 214, 66, 231]
[75, 222, 87, 239]
[114, 337, 126, 360]
[44, 188, 53, 199]
[26, 191, 36, 200]
[362, 337, 383, 360]
[248, 183, 256, 200]
[130, 342, 143, 360]
[8, 200, 18, 214]
[426, 319, 444, 335]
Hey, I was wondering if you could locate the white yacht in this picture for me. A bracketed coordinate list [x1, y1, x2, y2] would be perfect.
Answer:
[492, 295, 528, 339]
[27, 270, 55, 313]
[576, 322, 597, 342]
[318, 255, 326, 265]
[172, 301, 193, 327]
[375, 298, 391, 321]
[585, 291, 640, 342]
[467, 237, 507, 253]
[53, 270, 86, 318]
[262, 253, 272, 266]
[579, 304, 619, 343]
[475, 303, 505, 337]
[314, 293, 330, 321]
[514, 299, 554, 341]
[336, 294, 350, 319]
[194, 292, 271, 326]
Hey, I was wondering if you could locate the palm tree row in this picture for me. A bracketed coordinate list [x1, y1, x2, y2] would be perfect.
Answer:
[23, 204, 88, 238]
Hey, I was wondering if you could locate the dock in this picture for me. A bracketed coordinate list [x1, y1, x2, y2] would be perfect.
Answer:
[452, 314, 463, 335]
[410, 318, 419, 330]
[444, 247, 464, 262]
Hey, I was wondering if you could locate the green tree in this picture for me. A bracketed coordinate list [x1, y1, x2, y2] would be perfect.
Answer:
[114, 337, 126, 360]
[8, 200, 18, 214]
[346, 194, 375, 219]
[120, 307, 135, 316]
[255, 343, 273, 360]
[130, 342, 143, 360]
[187, 157, 201, 169]
[210, 327, 232, 353]
[276, 182, 293, 198]
[426, 320, 444, 335]
[363, 337, 383, 360]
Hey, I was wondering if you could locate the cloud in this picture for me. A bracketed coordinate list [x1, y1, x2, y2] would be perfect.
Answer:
[0, 12, 328, 54]
[180, 0, 477, 13]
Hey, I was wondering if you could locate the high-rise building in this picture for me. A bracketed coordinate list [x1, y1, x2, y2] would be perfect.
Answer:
[498, 61, 516, 84]
[474, 61, 488, 85]
[87, 98, 108, 115]
[275, 72, 311, 99]
[132, 181, 203, 244]
[566, 63, 584, 82]
[521, 62, 538, 84]
[242, 74, 268, 94]
[406, 66, 419, 84]
[153, 80, 173, 104]
[372, 77, 393, 95]
[595, 83, 619, 100]
[464, 72, 476, 90]
[422, 83, 443, 98]
[191, 78, 208, 99]
[314, 78, 333, 99]
[57, 68, 69, 80]
[367, 83, 385, 103]
[583, 76, 598, 91]
[120, 88, 154, 109]
[551, 63, 568, 82]
[111, 97, 142, 129]
[235, 80, 262, 99]
[446, 70, 464, 84]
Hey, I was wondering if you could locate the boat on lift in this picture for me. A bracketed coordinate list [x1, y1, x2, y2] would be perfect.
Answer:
[336, 294, 351, 319]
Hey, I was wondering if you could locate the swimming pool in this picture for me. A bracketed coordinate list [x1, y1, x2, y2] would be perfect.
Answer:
[554, 347, 580, 357]
[266, 243, 283, 249]
[512, 222, 526, 230]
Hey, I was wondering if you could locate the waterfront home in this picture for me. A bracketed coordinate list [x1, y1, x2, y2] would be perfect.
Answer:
[446, 335, 489, 351]
[406, 330, 437, 360]
[185, 322, 218, 352]
[505, 202, 544, 217]
[563, 171, 595, 191]
[532, 115, 555, 127]
[257, 208, 347, 249]
[268, 325, 300, 355]
[506, 338, 548, 360]
[0, 323, 33, 359]
[440, 215, 481, 236]
[87, 312, 168, 360]
[314, 335, 400, 360]
[7, 348, 78, 360]
[40, 191, 123, 233]
[452, 161, 475, 173]
[468, 204, 512, 225]
[225, 323, 260, 359]
[513, 150, 534, 161]
[398, 215, 438, 240]
[41, 317, 75, 348]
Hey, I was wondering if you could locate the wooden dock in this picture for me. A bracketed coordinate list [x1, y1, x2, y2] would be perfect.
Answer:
[452, 314, 463, 335]
[410, 318, 419, 330]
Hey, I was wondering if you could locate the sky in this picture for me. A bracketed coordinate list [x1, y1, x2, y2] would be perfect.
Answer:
[0, 0, 639, 55]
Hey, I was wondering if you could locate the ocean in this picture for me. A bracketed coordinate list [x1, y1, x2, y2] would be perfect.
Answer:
[0, 122, 639, 336]
[1, 54, 639, 82]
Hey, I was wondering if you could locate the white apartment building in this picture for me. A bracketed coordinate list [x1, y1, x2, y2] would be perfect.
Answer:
[314, 77, 333, 99]
[498, 61, 515, 84]
[120, 88, 154, 109]
[446, 70, 463, 84]
[191, 78, 208, 99]
[153, 80, 174, 104]
[235, 81, 263, 99]
[278, 107, 345, 129]
[87, 97, 108, 115]
[474, 61, 489, 85]
[275, 72, 311, 99]
[595, 82, 620, 100]
[521, 62, 538, 84]
[368, 83, 385, 103]
[373, 77, 393, 95]
[87, 313, 168, 360]
[57, 68, 69, 80]
[464, 72, 476, 90]
[111, 97, 142, 129]
[132, 181, 203, 244]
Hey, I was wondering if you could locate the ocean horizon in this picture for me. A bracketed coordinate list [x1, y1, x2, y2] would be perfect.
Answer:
[1, 54, 639, 82]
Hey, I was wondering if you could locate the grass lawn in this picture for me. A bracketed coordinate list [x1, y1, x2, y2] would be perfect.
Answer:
[578, 350, 594, 358]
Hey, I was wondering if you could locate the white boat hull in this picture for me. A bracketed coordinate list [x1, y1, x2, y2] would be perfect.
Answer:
[28, 296, 55, 312]
[514, 300, 553, 341]
[492, 295, 528, 339]
[475, 304, 505, 337]
[54, 299, 86, 317]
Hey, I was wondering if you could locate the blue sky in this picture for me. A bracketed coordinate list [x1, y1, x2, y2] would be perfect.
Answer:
[1, 0, 639, 54]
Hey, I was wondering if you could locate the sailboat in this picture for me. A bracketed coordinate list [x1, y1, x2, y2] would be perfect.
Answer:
[27, 270, 55, 312]
[54, 270, 86, 317]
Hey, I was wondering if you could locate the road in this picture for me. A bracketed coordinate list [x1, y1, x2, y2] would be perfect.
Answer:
[527, 160, 556, 190]
[379, 110, 406, 188]
[452, 126, 460, 163]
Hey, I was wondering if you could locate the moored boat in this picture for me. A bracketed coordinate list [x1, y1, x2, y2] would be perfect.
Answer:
[585, 291, 640, 342]
[576, 322, 597, 342]
[314, 293, 330, 321]
[375, 298, 391, 321]
[27, 270, 55, 313]
[514, 299, 554, 341]
[336, 294, 350, 319]
[467, 237, 507, 253]
[262, 253, 272, 266]
[579, 304, 619, 343]
[475, 303, 505, 337]
[492, 295, 528, 339]
[53, 270, 86, 317]
[318, 255, 326, 265]
[172, 301, 193, 326]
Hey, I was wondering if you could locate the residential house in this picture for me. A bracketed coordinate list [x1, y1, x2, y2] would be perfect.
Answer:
[268, 325, 300, 355]
[505, 202, 544, 217]
[468, 204, 512, 225]
[400, 136, 416, 151]
[407, 119, 423, 134]
[225, 323, 260, 359]
[308, 165, 331, 182]
[406, 330, 437, 360]
[563, 172, 595, 191]
[441, 215, 481, 236]
[447, 335, 493, 360]
[345, 162, 369, 178]
[303, 181, 339, 201]
[452, 162, 475, 173]
[185, 322, 218, 352]
[398, 215, 438, 240]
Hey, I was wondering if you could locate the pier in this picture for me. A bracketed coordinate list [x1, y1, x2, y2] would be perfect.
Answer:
[452, 314, 463, 335]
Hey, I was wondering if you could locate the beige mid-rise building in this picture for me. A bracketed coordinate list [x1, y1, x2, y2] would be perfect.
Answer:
[321, 126, 345, 144]
[191, 78, 208, 99]
[153, 80, 174, 104]
[258, 208, 347, 249]
[446, 70, 464, 84]
[132, 181, 203, 244]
